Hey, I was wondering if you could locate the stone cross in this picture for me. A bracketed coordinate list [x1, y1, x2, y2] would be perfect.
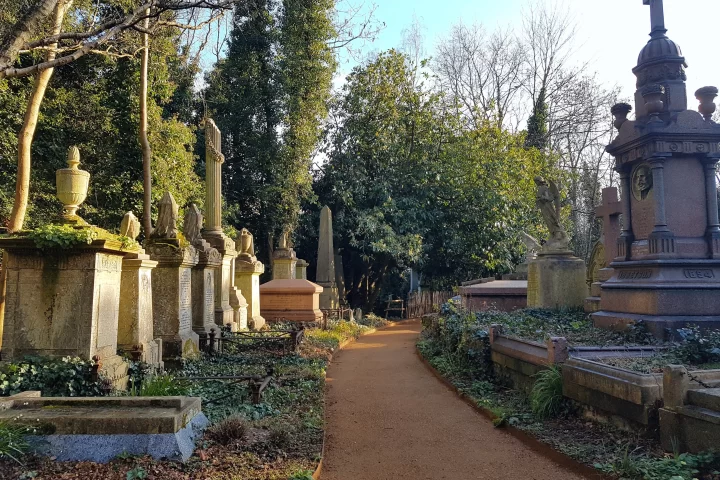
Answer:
[643, 0, 665, 35]
[205, 119, 224, 235]
[183, 204, 203, 245]
[595, 187, 622, 265]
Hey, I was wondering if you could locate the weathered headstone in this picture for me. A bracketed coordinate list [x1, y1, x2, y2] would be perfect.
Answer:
[316, 206, 339, 309]
[117, 211, 162, 369]
[593, 1, 720, 338]
[527, 177, 587, 308]
[235, 228, 265, 329]
[584, 188, 622, 313]
[184, 204, 222, 336]
[145, 192, 200, 358]
[201, 119, 238, 328]
[0, 147, 129, 389]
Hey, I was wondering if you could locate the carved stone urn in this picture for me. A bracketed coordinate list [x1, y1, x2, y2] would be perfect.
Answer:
[56, 146, 90, 224]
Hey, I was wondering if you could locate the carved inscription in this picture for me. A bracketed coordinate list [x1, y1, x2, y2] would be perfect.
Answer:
[683, 269, 715, 279]
[205, 271, 215, 321]
[99, 254, 122, 272]
[179, 268, 192, 331]
[618, 270, 652, 280]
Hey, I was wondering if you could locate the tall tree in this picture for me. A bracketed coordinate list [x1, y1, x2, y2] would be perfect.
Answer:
[525, 85, 548, 150]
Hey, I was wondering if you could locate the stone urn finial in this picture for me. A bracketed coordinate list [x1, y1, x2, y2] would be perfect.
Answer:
[696, 86, 718, 122]
[56, 146, 90, 223]
[641, 84, 665, 124]
[237, 228, 256, 262]
[611, 103, 633, 131]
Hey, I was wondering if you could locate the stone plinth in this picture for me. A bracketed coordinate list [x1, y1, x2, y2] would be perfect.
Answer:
[191, 241, 222, 335]
[460, 280, 527, 312]
[235, 259, 265, 330]
[145, 240, 200, 359]
[203, 233, 236, 328]
[527, 253, 587, 309]
[0, 238, 130, 389]
[259, 279, 323, 323]
[118, 252, 162, 369]
[273, 248, 297, 280]
[296, 259, 309, 280]
[0, 393, 208, 463]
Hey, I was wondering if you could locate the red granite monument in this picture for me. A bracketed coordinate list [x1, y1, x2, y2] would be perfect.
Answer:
[592, 0, 720, 338]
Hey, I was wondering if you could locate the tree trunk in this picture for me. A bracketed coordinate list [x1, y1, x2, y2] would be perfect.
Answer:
[140, 10, 153, 236]
[0, 0, 60, 76]
[7, 0, 71, 233]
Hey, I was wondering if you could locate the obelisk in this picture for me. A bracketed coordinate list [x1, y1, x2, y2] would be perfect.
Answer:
[316, 206, 339, 309]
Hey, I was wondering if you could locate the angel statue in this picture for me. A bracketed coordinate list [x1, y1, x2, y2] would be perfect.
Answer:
[521, 232, 541, 261]
[278, 226, 293, 250]
[150, 191, 178, 239]
[534, 176, 569, 251]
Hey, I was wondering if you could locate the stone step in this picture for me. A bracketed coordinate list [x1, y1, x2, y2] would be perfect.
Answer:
[677, 404, 720, 425]
[687, 388, 720, 411]
[584, 296, 601, 313]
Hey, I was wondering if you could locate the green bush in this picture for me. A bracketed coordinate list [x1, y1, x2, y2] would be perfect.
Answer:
[530, 366, 565, 419]
[674, 326, 720, 365]
[0, 356, 108, 397]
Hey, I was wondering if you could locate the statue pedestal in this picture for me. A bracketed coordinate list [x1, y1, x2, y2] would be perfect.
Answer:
[260, 279, 323, 323]
[527, 251, 587, 309]
[235, 259, 265, 330]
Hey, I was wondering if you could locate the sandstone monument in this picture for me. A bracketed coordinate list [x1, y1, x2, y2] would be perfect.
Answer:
[202, 119, 238, 328]
[235, 228, 265, 329]
[117, 211, 162, 369]
[527, 176, 587, 308]
[0, 147, 129, 388]
[592, 0, 720, 338]
[145, 192, 200, 358]
[584, 188, 622, 313]
[316, 206, 339, 309]
[296, 258, 309, 280]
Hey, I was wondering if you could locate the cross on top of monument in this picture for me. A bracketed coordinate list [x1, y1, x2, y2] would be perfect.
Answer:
[596, 187, 622, 265]
[643, 0, 666, 37]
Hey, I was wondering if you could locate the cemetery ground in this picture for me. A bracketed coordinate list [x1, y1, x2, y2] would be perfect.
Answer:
[418, 303, 720, 480]
[0, 318, 387, 480]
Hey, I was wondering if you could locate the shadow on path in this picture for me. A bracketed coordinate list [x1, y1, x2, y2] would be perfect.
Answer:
[321, 320, 590, 480]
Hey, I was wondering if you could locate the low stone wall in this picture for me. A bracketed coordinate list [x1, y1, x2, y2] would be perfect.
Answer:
[562, 358, 663, 429]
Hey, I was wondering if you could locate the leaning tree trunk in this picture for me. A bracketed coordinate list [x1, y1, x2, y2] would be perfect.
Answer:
[140, 10, 153, 236]
[7, 0, 72, 233]
[0, 0, 60, 77]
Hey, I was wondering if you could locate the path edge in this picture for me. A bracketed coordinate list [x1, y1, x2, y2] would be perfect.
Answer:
[312, 319, 415, 480]
[414, 346, 609, 480]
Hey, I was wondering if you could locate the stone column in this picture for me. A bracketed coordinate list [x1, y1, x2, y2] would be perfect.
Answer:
[617, 170, 634, 260]
[118, 252, 162, 369]
[202, 119, 237, 327]
[703, 156, 720, 257]
[235, 228, 265, 330]
[296, 259, 309, 280]
[316, 206, 339, 309]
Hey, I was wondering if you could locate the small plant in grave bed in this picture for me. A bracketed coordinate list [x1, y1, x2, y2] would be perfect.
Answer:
[530, 366, 566, 419]
[0, 356, 108, 397]
[205, 415, 248, 445]
[0, 421, 31, 464]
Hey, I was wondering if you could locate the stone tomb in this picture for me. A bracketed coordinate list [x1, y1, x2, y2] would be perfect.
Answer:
[592, 0, 720, 338]
[0, 391, 208, 463]
[0, 238, 130, 388]
[460, 279, 527, 312]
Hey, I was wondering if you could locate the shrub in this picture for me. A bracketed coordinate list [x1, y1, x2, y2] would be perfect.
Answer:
[289, 470, 314, 480]
[530, 366, 564, 419]
[205, 415, 248, 446]
[674, 326, 720, 365]
[0, 356, 108, 397]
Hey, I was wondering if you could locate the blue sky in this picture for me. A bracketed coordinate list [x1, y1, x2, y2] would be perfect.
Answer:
[337, 0, 720, 102]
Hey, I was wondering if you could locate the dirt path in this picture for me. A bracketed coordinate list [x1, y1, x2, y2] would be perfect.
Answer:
[321, 320, 589, 480]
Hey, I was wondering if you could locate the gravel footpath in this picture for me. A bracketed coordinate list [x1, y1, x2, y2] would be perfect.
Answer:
[320, 320, 589, 480]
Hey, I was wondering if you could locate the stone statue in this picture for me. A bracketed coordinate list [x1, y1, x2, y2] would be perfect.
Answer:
[120, 212, 141, 241]
[534, 176, 569, 251]
[183, 203, 203, 245]
[278, 227, 292, 250]
[151, 191, 179, 239]
[521, 232, 541, 260]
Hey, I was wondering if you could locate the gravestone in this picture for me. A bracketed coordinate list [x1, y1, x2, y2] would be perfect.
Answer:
[229, 285, 248, 330]
[584, 188, 622, 313]
[0, 147, 129, 389]
[117, 211, 162, 369]
[184, 204, 222, 336]
[592, 0, 720, 338]
[145, 192, 200, 358]
[527, 177, 587, 308]
[316, 206, 339, 309]
[296, 259, 309, 280]
[201, 119, 238, 328]
[235, 228, 265, 330]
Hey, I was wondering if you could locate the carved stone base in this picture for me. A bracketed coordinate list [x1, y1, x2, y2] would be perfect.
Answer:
[527, 253, 587, 309]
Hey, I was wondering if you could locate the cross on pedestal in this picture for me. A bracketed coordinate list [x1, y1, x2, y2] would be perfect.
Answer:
[643, 0, 666, 36]
[596, 187, 622, 266]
